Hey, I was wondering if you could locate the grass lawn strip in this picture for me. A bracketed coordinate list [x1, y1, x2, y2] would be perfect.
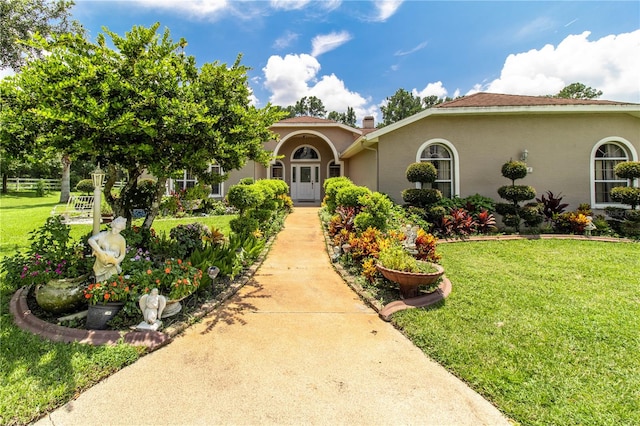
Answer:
[393, 239, 639, 426]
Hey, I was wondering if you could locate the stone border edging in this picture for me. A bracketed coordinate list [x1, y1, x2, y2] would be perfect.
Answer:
[437, 234, 635, 243]
[9, 229, 279, 350]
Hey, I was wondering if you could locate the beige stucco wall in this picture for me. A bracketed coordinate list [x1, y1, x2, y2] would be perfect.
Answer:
[374, 112, 640, 210]
[345, 147, 377, 191]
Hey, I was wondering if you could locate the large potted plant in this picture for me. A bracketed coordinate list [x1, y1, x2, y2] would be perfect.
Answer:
[376, 243, 444, 299]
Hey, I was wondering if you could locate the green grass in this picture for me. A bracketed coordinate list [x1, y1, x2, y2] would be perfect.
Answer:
[0, 191, 234, 425]
[393, 239, 640, 426]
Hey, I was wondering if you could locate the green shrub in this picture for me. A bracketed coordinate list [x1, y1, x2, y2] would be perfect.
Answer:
[401, 188, 442, 207]
[336, 185, 370, 209]
[497, 185, 536, 203]
[169, 223, 211, 260]
[355, 192, 393, 232]
[239, 177, 255, 185]
[227, 184, 265, 214]
[230, 216, 259, 236]
[324, 177, 353, 212]
[462, 193, 496, 213]
[614, 161, 640, 180]
[521, 204, 544, 227]
[610, 186, 640, 209]
[501, 161, 528, 182]
[35, 180, 48, 197]
[75, 179, 94, 194]
[406, 162, 437, 184]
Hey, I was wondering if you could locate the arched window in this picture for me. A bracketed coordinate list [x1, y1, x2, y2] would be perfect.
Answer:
[271, 161, 284, 180]
[591, 140, 635, 206]
[419, 143, 455, 198]
[292, 146, 319, 160]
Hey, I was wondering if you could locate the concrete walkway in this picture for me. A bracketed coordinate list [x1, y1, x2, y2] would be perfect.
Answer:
[35, 208, 510, 426]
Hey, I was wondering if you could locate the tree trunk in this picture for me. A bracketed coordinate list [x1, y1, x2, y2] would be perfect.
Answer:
[59, 154, 71, 203]
[106, 167, 143, 228]
[2, 173, 7, 194]
[143, 177, 167, 229]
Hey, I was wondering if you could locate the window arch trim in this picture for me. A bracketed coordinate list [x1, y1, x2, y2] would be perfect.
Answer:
[590, 137, 638, 209]
[291, 145, 321, 162]
[415, 138, 460, 197]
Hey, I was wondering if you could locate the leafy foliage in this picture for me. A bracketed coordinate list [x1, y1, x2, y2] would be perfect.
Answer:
[536, 191, 569, 222]
[406, 162, 437, 184]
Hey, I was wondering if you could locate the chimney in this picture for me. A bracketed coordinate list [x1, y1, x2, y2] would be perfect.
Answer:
[363, 116, 374, 129]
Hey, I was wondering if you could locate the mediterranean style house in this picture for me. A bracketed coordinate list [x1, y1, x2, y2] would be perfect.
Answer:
[172, 92, 640, 212]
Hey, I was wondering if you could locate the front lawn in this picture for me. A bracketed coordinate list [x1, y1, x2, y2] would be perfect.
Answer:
[393, 239, 639, 426]
[0, 191, 236, 425]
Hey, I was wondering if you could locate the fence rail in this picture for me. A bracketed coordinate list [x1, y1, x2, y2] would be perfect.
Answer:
[5, 178, 128, 192]
[5, 178, 60, 191]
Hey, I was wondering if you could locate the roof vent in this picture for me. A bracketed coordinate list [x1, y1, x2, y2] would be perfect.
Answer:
[363, 116, 374, 129]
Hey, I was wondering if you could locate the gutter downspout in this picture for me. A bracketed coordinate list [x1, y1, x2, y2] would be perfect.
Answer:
[361, 140, 379, 192]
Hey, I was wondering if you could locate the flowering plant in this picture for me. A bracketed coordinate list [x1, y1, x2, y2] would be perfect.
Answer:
[129, 258, 203, 301]
[154, 259, 203, 301]
[83, 276, 132, 305]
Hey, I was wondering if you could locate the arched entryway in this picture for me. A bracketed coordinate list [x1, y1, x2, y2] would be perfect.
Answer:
[271, 130, 343, 204]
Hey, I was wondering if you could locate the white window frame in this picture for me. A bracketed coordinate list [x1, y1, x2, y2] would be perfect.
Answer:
[416, 138, 460, 198]
[327, 160, 342, 179]
[168, 163, 224, 198]
[590, 137, 638, 209]
[270, 160, 285, 181]
[291, 145, 321, 162]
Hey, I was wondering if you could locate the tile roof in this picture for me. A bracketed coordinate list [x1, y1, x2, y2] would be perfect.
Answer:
[277, 116, 339, 124]
[436, 92, 635, 108]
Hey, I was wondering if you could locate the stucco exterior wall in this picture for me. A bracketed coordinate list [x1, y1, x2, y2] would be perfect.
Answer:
[345, 148, 377, 191]
[376, 113, 640, 210]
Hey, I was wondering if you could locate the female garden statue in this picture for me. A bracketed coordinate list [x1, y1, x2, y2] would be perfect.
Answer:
[88, 216, 127, 283]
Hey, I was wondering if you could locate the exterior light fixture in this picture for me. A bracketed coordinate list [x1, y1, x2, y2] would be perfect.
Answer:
[521, 149, 529, 162]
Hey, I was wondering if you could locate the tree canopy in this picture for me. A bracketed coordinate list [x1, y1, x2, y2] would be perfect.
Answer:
[555, 82, 603, 99]
[379, 89, 452, 127]
[0, 0, 80, 71]
[0, 23, 286, 227]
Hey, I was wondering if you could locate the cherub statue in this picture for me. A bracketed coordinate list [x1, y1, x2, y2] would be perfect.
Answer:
[88, 216, 127, 283]
[137, 288, 167, 331]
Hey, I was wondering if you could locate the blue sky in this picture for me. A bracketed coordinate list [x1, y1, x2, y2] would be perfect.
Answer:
[68, 1, 640, 123]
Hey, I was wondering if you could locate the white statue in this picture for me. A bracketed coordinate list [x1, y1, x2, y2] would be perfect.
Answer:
[136, 288, 167, 331]
[88, 216, 127, 283]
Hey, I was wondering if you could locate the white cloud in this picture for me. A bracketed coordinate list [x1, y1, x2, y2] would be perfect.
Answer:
[394, 41, 428, 57]
[372, 0, 403, 22]
[311, 31, 352, 57]
[262, 53, 376, 123]
[270, 0, 310, 11]
[412, 81, 448, 99]
[273, 31, 299, 50]
[483, 30, 640, 102]
[135, 0, 231, 19]
[263, 53, 321, 106]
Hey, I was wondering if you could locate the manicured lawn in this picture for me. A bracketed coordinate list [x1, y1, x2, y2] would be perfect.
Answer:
[393, 239, 639, 426]
[0, 192, 234, 425]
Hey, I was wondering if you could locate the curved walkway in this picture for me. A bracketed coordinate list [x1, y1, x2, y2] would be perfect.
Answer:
[35, 208, 510, 425]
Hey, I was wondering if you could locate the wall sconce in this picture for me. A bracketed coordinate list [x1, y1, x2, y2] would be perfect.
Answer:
[520, 149, 529, 162]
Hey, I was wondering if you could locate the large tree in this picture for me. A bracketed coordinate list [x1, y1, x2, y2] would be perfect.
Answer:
[0, 23, 286, 227]
[0, 0, 79, 71]
[380, 88, 424, 126]
[327, 106, 356, 127]
[555, 82, 603, 100]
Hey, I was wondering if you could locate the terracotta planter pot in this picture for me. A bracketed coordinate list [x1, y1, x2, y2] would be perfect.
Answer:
[376, 262, 445, 299]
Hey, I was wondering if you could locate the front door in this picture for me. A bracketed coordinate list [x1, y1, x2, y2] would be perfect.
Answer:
[292, 164, 320, 201]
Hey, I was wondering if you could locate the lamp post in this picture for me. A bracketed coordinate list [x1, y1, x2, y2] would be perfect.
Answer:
[91, 164, 105, 236]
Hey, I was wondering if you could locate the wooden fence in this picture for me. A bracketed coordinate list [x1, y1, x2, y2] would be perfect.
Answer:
[5, 178, 126, 192]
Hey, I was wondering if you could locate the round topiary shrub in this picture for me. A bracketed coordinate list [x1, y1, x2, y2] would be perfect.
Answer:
[406, 162, 437, 184]
[227, 184, 265, 214]
[501, 161, 528, 182]
[614, 161, 640, 180]
[75, 179, 94, 194]
[497, 185, 536, 204]
[495, 202, 518, 216]
[610, 186, 640, 210]
[401, 188, 442, 207]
